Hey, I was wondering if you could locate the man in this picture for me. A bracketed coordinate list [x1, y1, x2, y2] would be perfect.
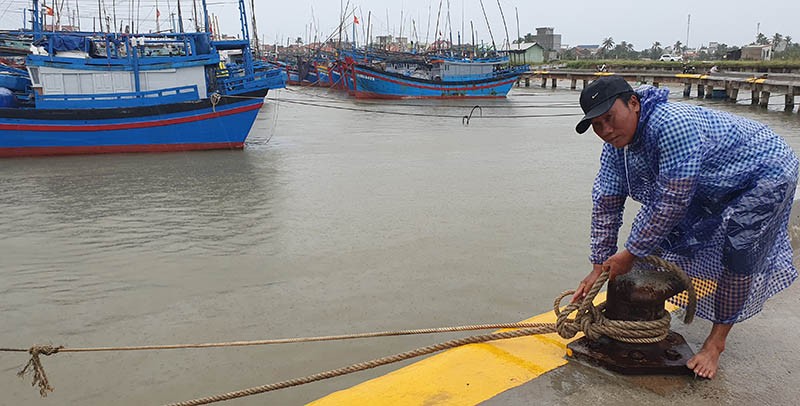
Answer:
[571, 76, 798, 379]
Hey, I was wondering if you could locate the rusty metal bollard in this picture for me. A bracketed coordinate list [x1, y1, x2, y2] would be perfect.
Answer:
[567, 267, 695, 375]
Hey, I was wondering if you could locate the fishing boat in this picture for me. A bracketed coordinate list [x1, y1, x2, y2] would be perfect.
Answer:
[347, 56, 527, 99]
[0, 0, 285, 158]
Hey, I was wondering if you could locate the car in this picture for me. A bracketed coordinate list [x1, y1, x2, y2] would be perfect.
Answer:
[659, 54, 682, 62]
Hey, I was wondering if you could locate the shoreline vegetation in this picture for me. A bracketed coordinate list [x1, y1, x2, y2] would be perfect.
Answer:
[558, 59, 800, 72]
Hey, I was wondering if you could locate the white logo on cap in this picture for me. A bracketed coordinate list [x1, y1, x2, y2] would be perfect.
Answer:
[591, 92, 599, 99]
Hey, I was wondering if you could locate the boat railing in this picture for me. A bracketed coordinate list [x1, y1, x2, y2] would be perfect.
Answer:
[34, 85, 200, 109]
[217, 66, 285, 94]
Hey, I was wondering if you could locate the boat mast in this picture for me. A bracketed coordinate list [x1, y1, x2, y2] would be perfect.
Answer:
[200, 0, 210, 32]
[31, 0, 42, 40]
[250, 0, 260, 58]
[192, 0, 199, 31]
[235, 0, 254, 75]
[496, 0, 510, 50]
[478, 0, 496, 52]
[176, 0, 184, 32]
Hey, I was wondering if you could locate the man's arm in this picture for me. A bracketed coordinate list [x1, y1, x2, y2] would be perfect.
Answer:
[590, 144, 627, 264]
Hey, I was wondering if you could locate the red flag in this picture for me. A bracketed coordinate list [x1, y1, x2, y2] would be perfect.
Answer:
[353, 16, 359, 24]
[44, 6, 54, 16]
[156, 8, 161, 18]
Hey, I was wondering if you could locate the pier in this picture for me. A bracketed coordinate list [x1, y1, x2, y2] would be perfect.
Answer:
[517, 70, 800, 113]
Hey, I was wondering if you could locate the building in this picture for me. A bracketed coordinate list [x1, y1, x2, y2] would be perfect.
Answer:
[572, 45, 600, 59]
[531, 27, 562, 60]
[741, 45, 772, 61]
[505, 42, 545, 65]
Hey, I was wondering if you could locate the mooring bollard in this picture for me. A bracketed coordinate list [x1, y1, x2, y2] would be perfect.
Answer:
[567, 267, 695, 375]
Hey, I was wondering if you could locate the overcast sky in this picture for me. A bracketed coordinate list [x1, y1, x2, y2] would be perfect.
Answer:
[0, 1, 797, 51]
[248, 0, 798, 50]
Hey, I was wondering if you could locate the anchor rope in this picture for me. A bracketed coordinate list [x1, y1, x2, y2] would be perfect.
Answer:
[6, 256, 695, 404]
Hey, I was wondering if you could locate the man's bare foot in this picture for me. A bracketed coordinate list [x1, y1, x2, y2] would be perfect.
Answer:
[687, 323, 732, 379]
[686, 342, 724, 378]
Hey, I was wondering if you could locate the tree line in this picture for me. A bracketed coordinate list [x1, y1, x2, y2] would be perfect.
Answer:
[517, 32, 800, 60]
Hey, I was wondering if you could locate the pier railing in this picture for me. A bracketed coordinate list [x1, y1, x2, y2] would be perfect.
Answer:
[517, 70, 800, 113]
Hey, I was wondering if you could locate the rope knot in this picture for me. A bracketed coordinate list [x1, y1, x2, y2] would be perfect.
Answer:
[30, 345, 62, 356]
[17, 345, 62, 397]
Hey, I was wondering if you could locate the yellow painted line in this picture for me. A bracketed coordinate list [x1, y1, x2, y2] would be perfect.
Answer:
[309, 294, 606, 406]
[594, 72, 616, 76]
[310, 278, 712, 406]
[675, 74, 709, 80]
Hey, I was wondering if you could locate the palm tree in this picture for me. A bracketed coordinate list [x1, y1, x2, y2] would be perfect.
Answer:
[772, 33, 783, 46]
[673, 40, 683, 55]
[755, 33, 769, 45]
[600, 37, 614, 57]
[651, 41, 662, 59]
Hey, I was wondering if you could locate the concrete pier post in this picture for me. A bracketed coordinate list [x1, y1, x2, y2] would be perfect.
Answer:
[541, 77, 547, 88]
[760, 91, 771, 108]
[525, 78, 530, 87]
[704, 85, 713, 99]
[583, 79, 588, 88]
[683, 83, 692, 98]
[758, 90, 769, 108]
[751, 89, 760, 105]
[551, 78, 557, 88]
[697, 85, 705, 98]
[729, 87, 739, 103]
[570, 79, 577, 90]
[786, 94, 795, 112]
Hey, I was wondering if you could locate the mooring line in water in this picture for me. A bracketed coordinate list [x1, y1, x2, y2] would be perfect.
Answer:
[4, 256, 694, 404]
[463, 106, 483, 126]
[267, 98, 584, 120]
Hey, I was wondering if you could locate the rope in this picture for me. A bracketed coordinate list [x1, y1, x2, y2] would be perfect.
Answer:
[16, 345, 62, 397]
[209, 93, 221, 112]
[164, 256, 693, 406]
[8, 256, 694, 404]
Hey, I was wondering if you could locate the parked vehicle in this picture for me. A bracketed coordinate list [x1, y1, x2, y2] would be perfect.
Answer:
[658, 54, 682, 62]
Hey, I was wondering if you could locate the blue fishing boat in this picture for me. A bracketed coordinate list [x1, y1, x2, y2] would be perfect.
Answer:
[0, 0, 285, 158]
[348, 57, 526, 99]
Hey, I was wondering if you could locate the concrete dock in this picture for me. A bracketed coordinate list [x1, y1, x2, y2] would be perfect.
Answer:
[312, 199, 800, 405]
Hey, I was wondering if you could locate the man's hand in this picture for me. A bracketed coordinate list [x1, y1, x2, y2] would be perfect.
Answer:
[603, 249, 636, 280]
[571, 249, 638, 303]
[571, 263, 605, 303]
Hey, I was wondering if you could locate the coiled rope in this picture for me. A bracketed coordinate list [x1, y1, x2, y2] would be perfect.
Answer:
[6, 256, 694, 404]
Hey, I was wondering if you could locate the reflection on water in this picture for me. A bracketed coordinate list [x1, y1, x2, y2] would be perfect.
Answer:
[0, 86, 798, 405]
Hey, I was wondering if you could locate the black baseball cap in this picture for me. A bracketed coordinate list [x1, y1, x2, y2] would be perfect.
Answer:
[575, 76, 634, 134]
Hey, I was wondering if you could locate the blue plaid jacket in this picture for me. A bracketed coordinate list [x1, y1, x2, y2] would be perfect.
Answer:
[590, 86, 798, 265]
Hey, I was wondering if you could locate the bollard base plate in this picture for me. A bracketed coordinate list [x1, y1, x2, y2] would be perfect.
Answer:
[567, 331, 695, 375]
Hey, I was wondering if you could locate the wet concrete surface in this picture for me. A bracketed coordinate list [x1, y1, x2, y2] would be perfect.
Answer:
[482, 179, 800, 406]
[484, 257, 800, 405]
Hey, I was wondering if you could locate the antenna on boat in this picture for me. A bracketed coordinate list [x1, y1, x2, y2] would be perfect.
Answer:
[515, 7, 520, 46]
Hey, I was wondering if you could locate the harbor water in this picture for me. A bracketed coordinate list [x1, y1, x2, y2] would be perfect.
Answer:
[1, 84, 799, 405]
